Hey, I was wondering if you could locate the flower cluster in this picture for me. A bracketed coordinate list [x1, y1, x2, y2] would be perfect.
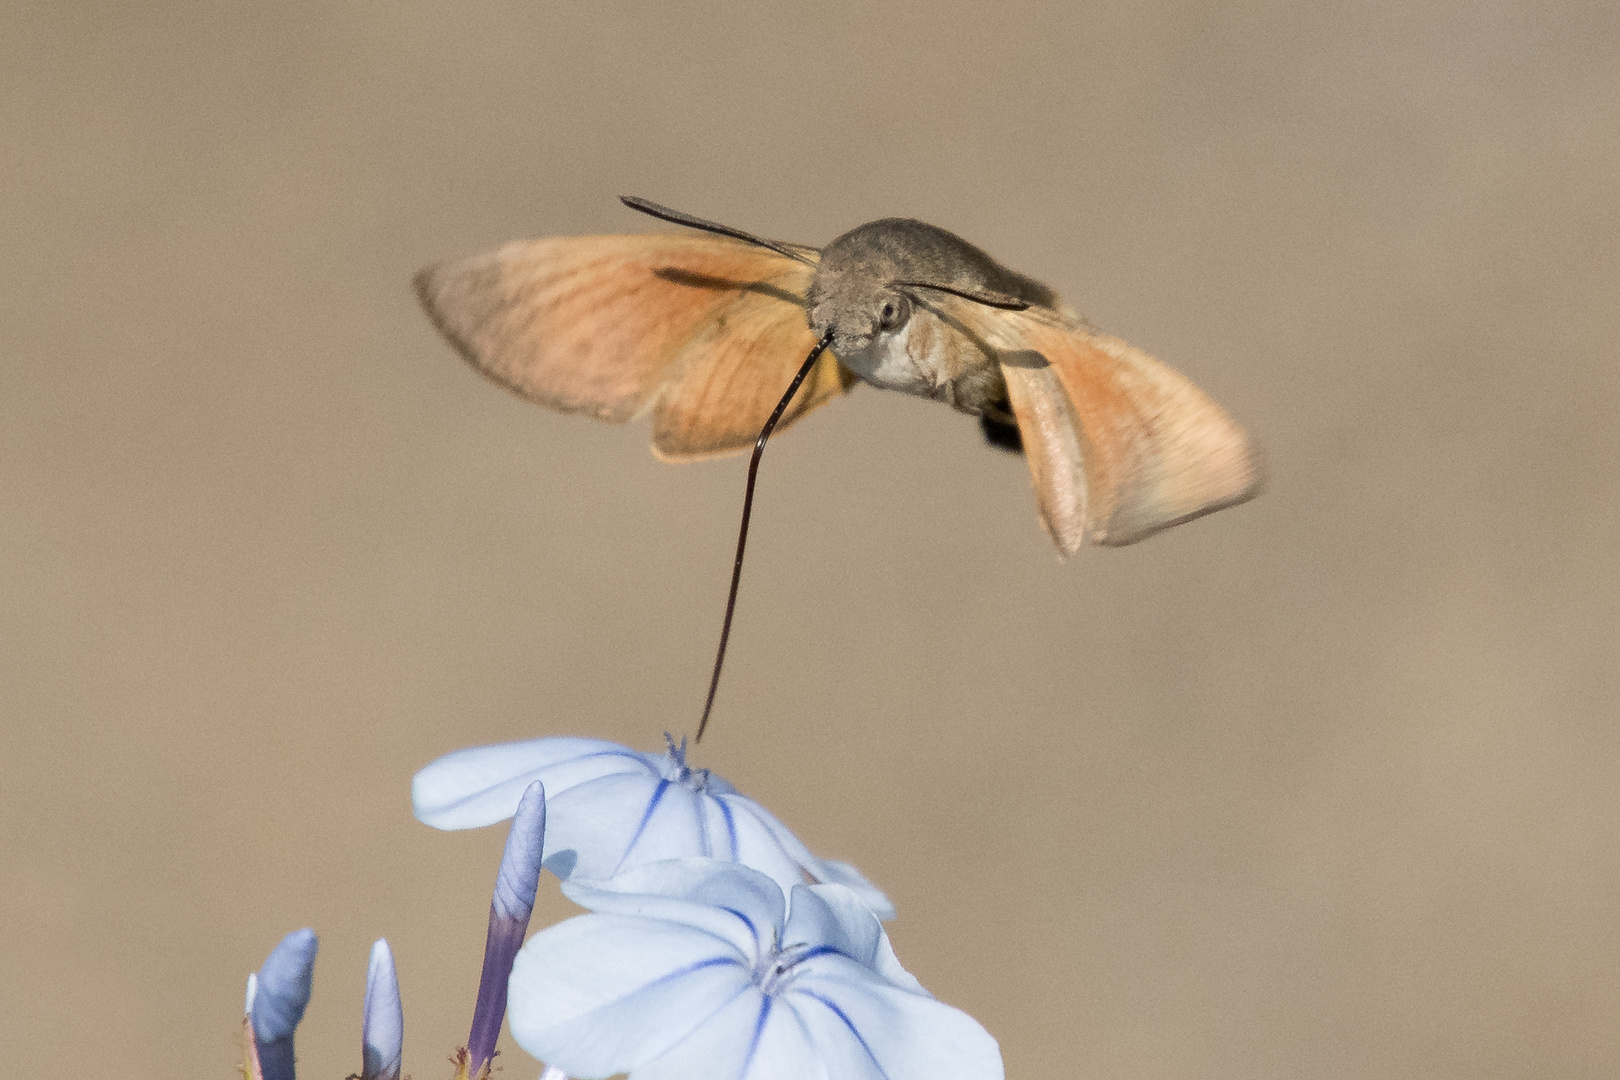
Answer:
[239, 736, 1001, 1080]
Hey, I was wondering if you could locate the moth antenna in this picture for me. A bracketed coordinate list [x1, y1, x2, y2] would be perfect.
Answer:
[889, 279, 1031, 310]
[696, 328, 836, 742]
[620, 196, 819, 267]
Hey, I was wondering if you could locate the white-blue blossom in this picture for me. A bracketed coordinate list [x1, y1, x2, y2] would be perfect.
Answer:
[413, 735, 894, 919]
[506, 859, 1002, 1080]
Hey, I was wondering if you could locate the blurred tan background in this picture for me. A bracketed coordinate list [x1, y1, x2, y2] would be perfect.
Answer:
[3, 1, 1618, 1077]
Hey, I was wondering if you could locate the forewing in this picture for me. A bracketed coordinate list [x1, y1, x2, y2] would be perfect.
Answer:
[651, 285, 858, 461]
[414, 234, 812, 424]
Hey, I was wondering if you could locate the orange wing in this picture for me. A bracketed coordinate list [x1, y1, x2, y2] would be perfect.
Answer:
[414, 234, 853, 453]
[1006, 311, 1263, 552]
[651, 288, 856, 461]
[951, 302, 1263, 554]
[1000, 351, 1091, 552]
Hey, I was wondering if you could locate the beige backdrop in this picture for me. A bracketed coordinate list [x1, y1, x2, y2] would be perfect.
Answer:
[4, 2, 1618, 1077]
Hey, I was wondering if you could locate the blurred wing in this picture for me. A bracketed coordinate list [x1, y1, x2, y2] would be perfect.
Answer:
[1000, 352, 1091, 553]
[415, 234, 851, 448]
[651, 292, 857, 461]
[948, 302, 1263, 554]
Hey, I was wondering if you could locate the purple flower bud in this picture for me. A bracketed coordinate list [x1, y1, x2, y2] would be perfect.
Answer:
[467, 780, 546, 1076]
[251, 928, 318, 1080]
[493, 781, 547, 923]
[361, 939, 403, 1080]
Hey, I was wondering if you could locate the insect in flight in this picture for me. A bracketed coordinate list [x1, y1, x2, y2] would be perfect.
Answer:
[416, 197, 1264, 738]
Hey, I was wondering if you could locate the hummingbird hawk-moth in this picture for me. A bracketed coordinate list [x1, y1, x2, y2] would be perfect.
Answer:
[416, 197, 1265, 736]
[417, 196, 1263, 553]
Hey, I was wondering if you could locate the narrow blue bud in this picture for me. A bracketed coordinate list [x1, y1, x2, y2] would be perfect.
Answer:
[252, 928, 318, 1080]
[492, 781, 548, 922]
[361, 939, 404, 1080]
[468, 781, 546, 1076]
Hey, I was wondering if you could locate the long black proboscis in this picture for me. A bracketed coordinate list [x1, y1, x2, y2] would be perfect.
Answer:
[696, 329, 836, 742]
[620, 195, 819, 266]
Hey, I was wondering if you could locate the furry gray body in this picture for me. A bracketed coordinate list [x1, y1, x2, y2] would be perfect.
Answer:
[805, 220, 1058, 422]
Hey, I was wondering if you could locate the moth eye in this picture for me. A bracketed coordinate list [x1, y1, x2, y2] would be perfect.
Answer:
[876, 292, 911, 332]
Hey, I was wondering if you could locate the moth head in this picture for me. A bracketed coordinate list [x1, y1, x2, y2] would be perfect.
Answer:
[808, 219, 1031, 357]
[807, 280, 916, 358]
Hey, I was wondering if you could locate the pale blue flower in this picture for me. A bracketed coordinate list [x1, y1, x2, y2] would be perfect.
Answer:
[506, 859, 1002, 1080]
[413, 735, 894, 919]
[361, 939, 403, 1080]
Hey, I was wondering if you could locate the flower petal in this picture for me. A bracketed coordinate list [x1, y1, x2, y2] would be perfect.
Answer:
[561, 859, 784, 958]
[787, 959, 1002, 1080]
[814, 859, 897, 921]
[781, 885, 879, 964]
[542, 772, 694, 879]
[508, 913, 752, 1078]
[718, 794, 896, 920]
[742, 996, 833, 1080]
[709, 793, 824, 908]
[783, 885, 925, 996]
[412, 737, 649, 830]
[632, 985, 826, 1080]
[775, 993, 884, 1080]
